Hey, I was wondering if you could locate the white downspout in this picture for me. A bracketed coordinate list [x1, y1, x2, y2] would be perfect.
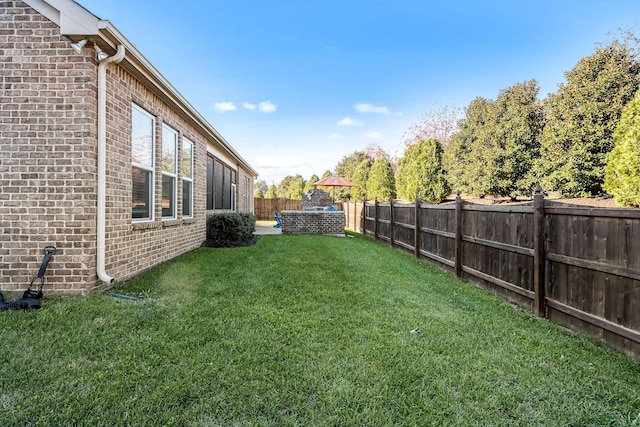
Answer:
[97, 45, 125, 285]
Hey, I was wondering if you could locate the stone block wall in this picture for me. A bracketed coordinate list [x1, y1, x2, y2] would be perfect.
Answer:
[281, 211, 345, 235]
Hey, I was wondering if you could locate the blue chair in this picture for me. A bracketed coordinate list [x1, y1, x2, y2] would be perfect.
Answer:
[273, 211, 283, 228]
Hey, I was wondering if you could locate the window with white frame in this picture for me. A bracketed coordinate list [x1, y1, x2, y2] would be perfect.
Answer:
[206, 154, 237, 211]
[131, 104, 154, 221]
[182, 138, 194, 218]
[161, 124, 177, 219]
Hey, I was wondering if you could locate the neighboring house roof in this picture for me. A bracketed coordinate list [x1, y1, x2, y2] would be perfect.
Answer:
[23, 0, 258, 177]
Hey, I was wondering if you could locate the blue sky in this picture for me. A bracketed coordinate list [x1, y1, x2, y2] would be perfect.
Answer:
[85, 0, 640, 185]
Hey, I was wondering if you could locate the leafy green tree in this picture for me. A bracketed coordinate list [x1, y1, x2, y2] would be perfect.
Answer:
[443, 97, 494, 196]
[254, 188, 264, 198]
[304, 174, 320, 193]
[366, 158, 396, 201]
[254, 179, 268, 195]
[333, 151, 371, 200]
[532, 39, 640, 196]
[397, 138, 450, 203]
[265, 184, 278, 199]
[334, 151, 370, 179]
[277, 174, 305, 199]
[604, 88, 640, 206]
[489, 80, 544, 198]
[444, 81, 543, 199]
[351, 159, 373, 201]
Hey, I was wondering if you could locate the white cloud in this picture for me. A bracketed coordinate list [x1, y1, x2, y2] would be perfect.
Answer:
[213, 101, 237, 112]
[258, 101, 277, 113]
[328, 133, 341, 139]
[354, 103, 390, 115]
[242, 102, 256, 110]
[366, 131, 384, 139]
[337, 116, 363, 126]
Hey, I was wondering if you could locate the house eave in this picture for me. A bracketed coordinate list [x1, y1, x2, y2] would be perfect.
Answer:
[23, 0, 258, 178]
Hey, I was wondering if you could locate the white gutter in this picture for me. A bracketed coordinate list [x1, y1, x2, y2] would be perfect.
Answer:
[97, 45, 125, 285]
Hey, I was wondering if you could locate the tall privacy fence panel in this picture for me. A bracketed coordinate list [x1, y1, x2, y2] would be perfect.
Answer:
[343, 191, 640, 358]
[254, 198, 302, 220]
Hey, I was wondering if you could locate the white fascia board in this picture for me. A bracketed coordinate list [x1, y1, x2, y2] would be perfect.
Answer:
[23, 0, 100, 36]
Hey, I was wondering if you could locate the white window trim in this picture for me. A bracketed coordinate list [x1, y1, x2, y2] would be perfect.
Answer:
[244, 176, 250, 212]
[231, 183, 237, 212]
[161, 124, 178, 220]
[132, 104, 155, 223]
[182, 137, 194, 218]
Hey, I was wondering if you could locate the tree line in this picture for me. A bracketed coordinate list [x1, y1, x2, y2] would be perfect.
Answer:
[256, 35, 640, 207]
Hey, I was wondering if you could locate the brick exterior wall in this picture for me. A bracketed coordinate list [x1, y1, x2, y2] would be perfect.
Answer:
[1, 1, 99, 294]
[301, 189, 333, 209]
[281, 211, 345, 235]
[1, 1, 254, 295]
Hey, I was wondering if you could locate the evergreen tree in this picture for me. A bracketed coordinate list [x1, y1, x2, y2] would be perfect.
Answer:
[366, 158, 396, 201]
[351, 159, 373, 201]
[443, 128, 472, 195]
[532, 39, 640, 196]
[254, 189, 264, 198]
[604, 89, 640, 206]
[396, 138, 450, 203]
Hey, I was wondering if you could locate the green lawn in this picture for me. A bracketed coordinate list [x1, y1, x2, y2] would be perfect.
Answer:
[1, 232, 639, 426]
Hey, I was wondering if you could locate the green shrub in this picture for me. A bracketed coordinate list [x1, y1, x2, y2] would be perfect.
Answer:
[203, 212, 256, 247]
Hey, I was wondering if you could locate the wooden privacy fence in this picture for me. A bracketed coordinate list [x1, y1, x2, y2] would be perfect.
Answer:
[254, 198, 301, 220]
[351, 189, 640, 358]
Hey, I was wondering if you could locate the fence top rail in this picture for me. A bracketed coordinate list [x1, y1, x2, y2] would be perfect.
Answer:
[420, 203, 456, 210]
[462, 204, 533, 213]
[545, 206, 640, 219]
[362, 199, 640, 219]
[364, 200, 457, 210]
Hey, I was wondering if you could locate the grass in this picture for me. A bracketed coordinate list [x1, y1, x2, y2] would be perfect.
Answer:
[1, 232, 639, 426]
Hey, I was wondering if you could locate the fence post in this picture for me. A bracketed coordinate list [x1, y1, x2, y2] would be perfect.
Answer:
[344, 200, 350, 229]
[374, 199, 378, 240]
[533, 184, 546, 317]
[455, 191, 463, 278]
[353, 199, 357, 231]
[389, 198, 395, 248]
[360, 199, 365, 234]
[414, 194, 420, 259]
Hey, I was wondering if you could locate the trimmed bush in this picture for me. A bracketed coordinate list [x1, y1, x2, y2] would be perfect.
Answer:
[203, 212, 256, 247]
